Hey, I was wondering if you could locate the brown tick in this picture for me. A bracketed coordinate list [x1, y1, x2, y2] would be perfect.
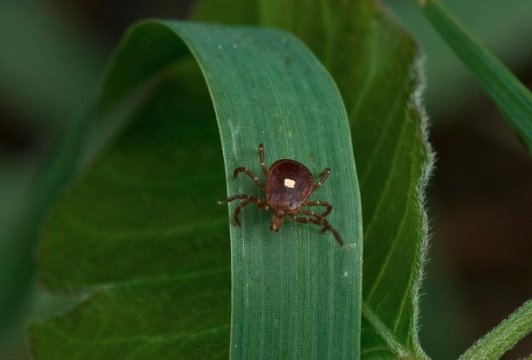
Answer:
[221, 144, 343, 245]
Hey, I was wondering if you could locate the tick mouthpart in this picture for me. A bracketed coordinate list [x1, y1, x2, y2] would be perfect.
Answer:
[270, 214, 284, 232]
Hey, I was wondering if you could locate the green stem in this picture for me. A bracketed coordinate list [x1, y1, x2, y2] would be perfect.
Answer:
[458, 300, 532, 360]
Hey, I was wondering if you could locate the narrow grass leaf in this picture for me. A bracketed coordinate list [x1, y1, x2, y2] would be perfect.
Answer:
[196, 1, 433, 358]
[420, 0, 532, 153]
[30, 21, 362, 359]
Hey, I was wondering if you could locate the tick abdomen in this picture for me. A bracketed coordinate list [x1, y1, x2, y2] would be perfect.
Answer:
[266, 159, 313, 211]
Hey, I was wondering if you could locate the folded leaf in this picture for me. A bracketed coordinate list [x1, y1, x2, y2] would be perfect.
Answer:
[30, 21, 362, 359]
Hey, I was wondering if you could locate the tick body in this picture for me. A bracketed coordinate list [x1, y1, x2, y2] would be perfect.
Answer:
[222, 144, 343, 245]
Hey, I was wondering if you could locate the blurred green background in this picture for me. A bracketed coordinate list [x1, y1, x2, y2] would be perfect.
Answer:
[1, 0, 531, 359]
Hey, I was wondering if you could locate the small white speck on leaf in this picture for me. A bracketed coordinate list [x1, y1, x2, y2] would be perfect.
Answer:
[217, 44, 223, 49]
[343, 271, 348, 277]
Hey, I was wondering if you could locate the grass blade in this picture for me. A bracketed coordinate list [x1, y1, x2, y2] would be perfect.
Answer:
[30, 21, 362, 359]
[196, 1, 433, 358]
[420, 0, 532, 153]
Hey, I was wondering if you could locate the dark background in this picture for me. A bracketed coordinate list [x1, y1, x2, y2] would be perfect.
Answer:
[1, 0, 531, 358]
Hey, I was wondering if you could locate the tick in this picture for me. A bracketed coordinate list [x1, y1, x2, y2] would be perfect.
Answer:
[221, 144, 343, 246]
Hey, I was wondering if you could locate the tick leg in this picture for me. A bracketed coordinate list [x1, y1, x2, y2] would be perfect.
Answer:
[259, 143, 268, 177]
[312, 168, 331, 192]
[223, 194, 268, 226]
[293, 211, 343, 246]
[222, 194, 265, 204]
[320, 220, 343, 246]
[233, 167, 263, 190]
[304, 201, 332, 217]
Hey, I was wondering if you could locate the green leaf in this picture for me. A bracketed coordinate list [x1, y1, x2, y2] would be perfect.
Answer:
[419, 0, 532, 153]
[385, 0, 532, 116]
[30, 21, 362, 359]
[0, 0, 101, 124]
[0, 0, 100, 341]
[0, 164, 37, 340]
[196, 1, 432, 358]
[327, 9, 430, 359]
[0, 118, 89, 344]
[458, 300, 532, 360]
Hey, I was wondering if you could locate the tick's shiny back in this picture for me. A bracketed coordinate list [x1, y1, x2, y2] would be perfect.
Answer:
[265, 159, 313, 212]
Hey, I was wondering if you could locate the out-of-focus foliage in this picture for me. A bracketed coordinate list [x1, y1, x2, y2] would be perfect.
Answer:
[420, 0, 532, 154]
[385, 0, 532, 117]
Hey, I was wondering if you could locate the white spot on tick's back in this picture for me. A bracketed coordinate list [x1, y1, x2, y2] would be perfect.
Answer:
[284, 178, 296, 188]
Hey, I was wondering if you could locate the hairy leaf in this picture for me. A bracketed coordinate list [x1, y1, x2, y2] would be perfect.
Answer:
[458, 300, 532, 360]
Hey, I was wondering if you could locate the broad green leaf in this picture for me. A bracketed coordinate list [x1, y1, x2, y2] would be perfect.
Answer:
[196, 0, 432, 358]
[0, 164, 37, 340]
[420, 0, 532, 153]
[0, 119, 89, 343]
[30, 21, 362, 359]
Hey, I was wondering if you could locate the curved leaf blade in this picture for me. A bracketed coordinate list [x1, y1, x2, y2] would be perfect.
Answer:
[198, 0, 432, 359]
[196, 1, 433, 358]
[30, 21, 362, 359]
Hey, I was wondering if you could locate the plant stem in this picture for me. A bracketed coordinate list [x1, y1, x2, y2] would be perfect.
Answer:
[458, 300, 532, 360]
